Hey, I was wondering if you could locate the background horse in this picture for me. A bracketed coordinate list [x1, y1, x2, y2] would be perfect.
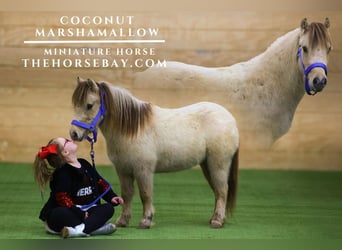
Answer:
[133, 18, 332, 149]
[70, 78, 240, 229]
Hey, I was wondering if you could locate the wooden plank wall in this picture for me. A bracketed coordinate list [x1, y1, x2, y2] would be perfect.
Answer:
[0, 11, 341, 170]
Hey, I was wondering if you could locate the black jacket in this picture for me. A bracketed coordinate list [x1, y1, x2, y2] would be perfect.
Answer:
[39, 158, 118, 221]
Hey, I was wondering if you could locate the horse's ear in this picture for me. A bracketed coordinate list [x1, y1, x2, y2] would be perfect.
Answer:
[77, 77, 87, 85]
[86, 78, 98, 91]
[324, 17, 330, 29]
[300, 18, 309, 32]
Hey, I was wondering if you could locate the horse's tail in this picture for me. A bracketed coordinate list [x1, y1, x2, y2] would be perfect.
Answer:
[227, 147, 239, 215]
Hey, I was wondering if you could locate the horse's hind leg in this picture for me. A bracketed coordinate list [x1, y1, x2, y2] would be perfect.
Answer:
[209, 168, 229, 228]
[135, 170, 155, 229]
[115, 172, 134, 227]
[205, 158, 229, 228]
[200, 161, 215, 193]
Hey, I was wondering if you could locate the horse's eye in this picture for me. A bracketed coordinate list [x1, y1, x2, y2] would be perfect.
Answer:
[86, 104, 93, 110]
[302, 46, 308, 53]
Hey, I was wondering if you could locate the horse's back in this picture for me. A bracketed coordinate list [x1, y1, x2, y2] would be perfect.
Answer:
[134, 61, 222, 89]
[182, 101, 237, 131]
[151, 101, 238, 172]
[157, 101, 237, 131]
[156, 102, 238, 150]
[134, 60, 250, 90]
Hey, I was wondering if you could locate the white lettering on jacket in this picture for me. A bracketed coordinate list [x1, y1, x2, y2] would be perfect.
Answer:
[77, 186, 93, 196]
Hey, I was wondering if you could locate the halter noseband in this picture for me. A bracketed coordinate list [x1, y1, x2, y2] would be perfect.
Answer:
[297, 47, 328, 95]
[71, 89, 106, 143]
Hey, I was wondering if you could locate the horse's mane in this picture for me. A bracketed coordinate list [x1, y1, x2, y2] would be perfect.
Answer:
[101, 82, 153, 137]
[307, 22, 331, 49]
[72, 80, 153, 137]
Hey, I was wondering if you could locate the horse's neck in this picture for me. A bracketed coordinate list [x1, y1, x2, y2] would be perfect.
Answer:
[248, 28, 304, 105]
[229, 28, 306, 145]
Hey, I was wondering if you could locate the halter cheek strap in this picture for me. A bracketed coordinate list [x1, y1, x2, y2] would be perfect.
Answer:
[71, 90, 106, 143]
[297, 47, 328, 95]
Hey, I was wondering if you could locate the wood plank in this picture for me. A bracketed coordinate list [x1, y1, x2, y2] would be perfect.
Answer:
[1, 47, 342, 73]
[1, 106, 73, 127]
[0, 126, 111, 164]
[289, 113, 342, 133]
[1, 11, 341, 30]
[272, 133, 342, 154]
[3, 27, 341, 55]
[240, 150, 342, 170]
[0, 67, 135, 88]
[2, 12, 341, 50]
[296, 89, 342, 112]
[1, 26, 282, 49]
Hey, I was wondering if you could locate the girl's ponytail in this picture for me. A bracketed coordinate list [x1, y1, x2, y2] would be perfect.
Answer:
[32, 139, 65, 191]
[33, 155, 54, 191]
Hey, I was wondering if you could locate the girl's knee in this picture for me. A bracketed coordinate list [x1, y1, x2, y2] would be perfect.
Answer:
[97, 203, 115, 217]
[106, 203, 115, 217]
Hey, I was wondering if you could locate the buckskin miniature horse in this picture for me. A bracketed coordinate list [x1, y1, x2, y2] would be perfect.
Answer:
[70, 78, 239, 229]
[133, 18, 332, 148]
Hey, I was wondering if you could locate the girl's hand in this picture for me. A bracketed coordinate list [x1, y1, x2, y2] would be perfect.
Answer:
[111, 196, 124, 205]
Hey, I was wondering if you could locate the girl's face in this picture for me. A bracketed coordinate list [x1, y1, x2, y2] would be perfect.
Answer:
[55, 137, 78, 153]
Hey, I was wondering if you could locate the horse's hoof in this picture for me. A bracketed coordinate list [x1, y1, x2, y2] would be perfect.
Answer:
[138, 218, 154, 229]
[138, 223, 151, 229]
[210, 220, 223, 229]
[115, 218, 129, 227]
[115, 222, 127, 228]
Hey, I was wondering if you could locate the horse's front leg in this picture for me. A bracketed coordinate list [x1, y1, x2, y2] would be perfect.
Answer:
[135, 170, 155, 229]
[115, 172, 134, 227]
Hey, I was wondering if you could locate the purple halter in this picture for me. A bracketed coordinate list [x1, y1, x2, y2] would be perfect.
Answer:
[71, 89, 106, 143]
[297, 47, 328, 95]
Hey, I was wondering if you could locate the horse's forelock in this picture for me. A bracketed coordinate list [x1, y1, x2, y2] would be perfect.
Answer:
[308, 22, 331, 50]
[72, 81, 93, 107]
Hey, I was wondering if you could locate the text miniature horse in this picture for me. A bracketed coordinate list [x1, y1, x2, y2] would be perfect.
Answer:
[133, 18, 332, 148]
[70, 78, 239, 229]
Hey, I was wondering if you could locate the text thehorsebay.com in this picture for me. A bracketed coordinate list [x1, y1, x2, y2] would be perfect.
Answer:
[22, 15, 167, 68]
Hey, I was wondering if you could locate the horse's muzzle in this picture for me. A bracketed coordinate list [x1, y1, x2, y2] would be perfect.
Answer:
[69, 128, 87, 141]
[312, 76, 327, 92]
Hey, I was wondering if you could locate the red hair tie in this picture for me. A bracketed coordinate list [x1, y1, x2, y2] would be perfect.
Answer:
[37, 144, 59, 159]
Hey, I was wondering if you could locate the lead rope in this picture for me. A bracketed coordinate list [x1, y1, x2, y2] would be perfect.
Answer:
[90, 139, 96, 168]
[78, 139, 111, 211]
